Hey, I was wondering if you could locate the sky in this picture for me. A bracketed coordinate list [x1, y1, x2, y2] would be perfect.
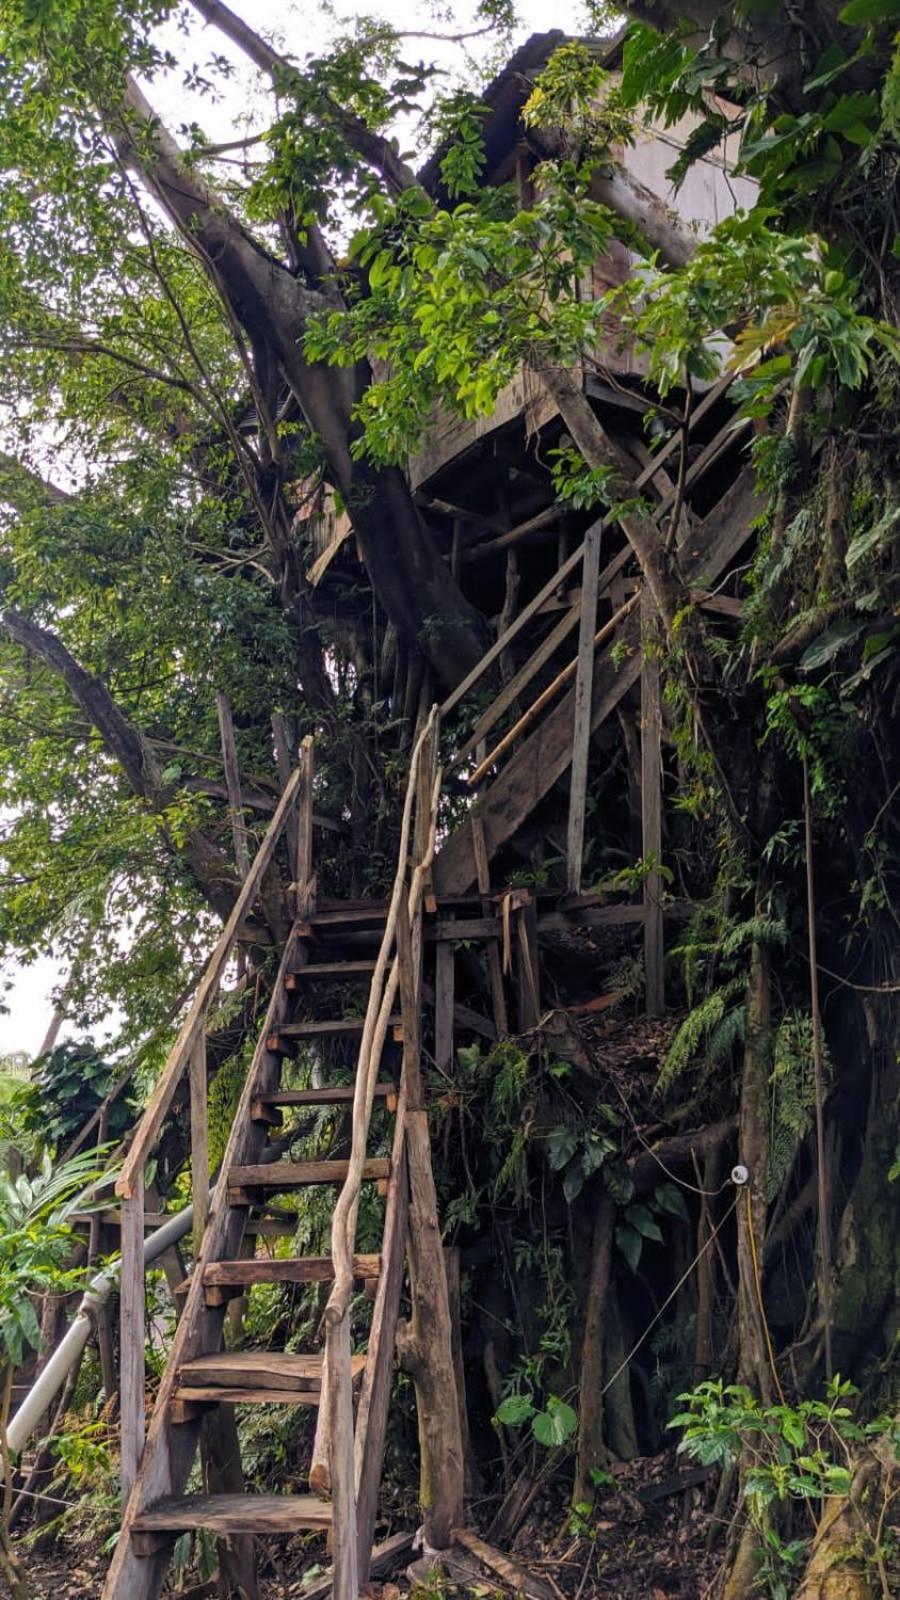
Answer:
[0, 0, 599, 1059]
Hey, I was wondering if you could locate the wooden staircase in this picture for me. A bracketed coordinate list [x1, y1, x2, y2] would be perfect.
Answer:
[102, 726, 448, 1600]
[96, 384, 756, 1597]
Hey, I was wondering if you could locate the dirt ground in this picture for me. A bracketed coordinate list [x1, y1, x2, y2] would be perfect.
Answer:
[7, 1451, 720, 1600]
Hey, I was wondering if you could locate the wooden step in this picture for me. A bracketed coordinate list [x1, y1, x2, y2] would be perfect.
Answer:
[267, 1016, 403, 1053]
[285, 961, 377, 985]
[201, 1253, 381, 1306]
[179, 1351, 365, 1391]
[250, 1082, 397, 1125]
[170, 1351, 365, 1422]
[227, 1157, 390, 1205]
[132, 1493, 332, 1554]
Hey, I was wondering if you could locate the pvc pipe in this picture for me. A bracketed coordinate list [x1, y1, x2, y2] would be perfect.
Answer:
[7, 1200, 195, 1457]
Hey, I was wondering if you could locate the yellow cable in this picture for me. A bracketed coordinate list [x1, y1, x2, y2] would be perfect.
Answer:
[745, 1186, 786, 1405]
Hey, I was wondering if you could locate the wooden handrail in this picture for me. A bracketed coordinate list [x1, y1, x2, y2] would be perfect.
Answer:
[115, 764, 302, 1200]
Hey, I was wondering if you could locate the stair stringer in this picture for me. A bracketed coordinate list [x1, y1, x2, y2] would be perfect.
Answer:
[101, 925, 302, 1600]
[434, 466, 763, 894]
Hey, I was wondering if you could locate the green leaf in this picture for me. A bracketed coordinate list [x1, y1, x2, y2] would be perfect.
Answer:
[653, 1183, 689, 1221]
[838, 0, 900, 22]
[625, 1204, 664, 1242]
[616, 1223, 643, 1271]
[495, 1394, 535, 1427]
[799, 619, 865, 670]
[532, 1398, 577, 1447]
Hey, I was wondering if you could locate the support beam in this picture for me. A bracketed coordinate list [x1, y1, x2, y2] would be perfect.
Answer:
[566, 520, 602, 894]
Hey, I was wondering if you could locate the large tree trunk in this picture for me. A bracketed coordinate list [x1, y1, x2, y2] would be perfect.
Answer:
[115, 82, 490, 692]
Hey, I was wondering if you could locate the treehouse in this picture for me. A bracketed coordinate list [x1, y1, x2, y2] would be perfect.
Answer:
[17, 32, 770, 1600]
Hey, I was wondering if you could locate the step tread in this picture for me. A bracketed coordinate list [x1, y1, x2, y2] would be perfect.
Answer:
[253, 1084, 395, 1107]
[203, 1253, 381, 1288]
[227, 1157, 390, 1194]
[274, 1016, 401, 1038]
[286, 961, 377, 980]
[132, 1493, 333, 1536]
[178, 1351, 365, 1392]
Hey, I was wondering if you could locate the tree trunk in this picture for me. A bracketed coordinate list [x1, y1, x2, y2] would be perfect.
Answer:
[573, 1193, 614, 1506]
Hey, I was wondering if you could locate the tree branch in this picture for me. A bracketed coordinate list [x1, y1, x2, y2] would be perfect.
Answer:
[0, 453, 75, 511]
[188, 0, 421, 196]
[0, 604, 235, 918]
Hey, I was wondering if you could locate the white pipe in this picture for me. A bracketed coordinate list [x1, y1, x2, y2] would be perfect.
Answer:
[8, 1200, 195, 1456]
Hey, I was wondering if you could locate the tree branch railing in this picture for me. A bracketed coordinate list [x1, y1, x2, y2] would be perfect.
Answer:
[114, 740, 314, 1503]
[312, 709, 441, 1599]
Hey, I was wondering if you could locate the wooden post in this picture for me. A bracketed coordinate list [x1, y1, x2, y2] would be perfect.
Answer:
[640, 590, 664, 1017]
[515, 895, 541, 1031]
[327, 1315, 359, 1600]
[471, 813, 507, 1037]
[216, 692, 250, 881]
[119, 1168, 145, 1505]
[566, 519, 602, 894]
[296, 735, 315, 916]
[434, 942, 455, 1077]
[190, 1032, 209, 1258]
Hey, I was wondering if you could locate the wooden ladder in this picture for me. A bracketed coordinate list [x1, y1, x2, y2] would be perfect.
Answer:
[102, 720, 444, 1600]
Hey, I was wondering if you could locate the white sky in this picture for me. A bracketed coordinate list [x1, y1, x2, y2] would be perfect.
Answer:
[0, 0, 596, 1058]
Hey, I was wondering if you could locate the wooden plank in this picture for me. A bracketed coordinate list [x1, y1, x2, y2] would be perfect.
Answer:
[227, 1158, 390, 1201]
[641, 590, 664, 1017]
[171, 1388, 323, 1419]
[189, 1035, 208, 1259]
[272, 1016, 401, 1039]
[253, 1084, 394, 1105]
[566, 518, 602, 894]
[132, 1493, 332, 1543]
[452, 1528, 556, 1600]
[203, 1255, 381, 1290]
[179, 1352, 364, 1392]
[515, 898, 541, 1030]
[119, 1175, 146, 1507]
[216, 692, 250, 882]
[470, 815, 508, 1037]
[116, 769, 302, 1200]
[435, 474, 761, 894]
[285, 961, 377, 983]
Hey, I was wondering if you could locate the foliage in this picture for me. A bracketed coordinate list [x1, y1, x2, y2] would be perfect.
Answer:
[0, 1147, 111, 1366]
[670, 1377, 900, 1598]
[14, 1040, 130, 1152]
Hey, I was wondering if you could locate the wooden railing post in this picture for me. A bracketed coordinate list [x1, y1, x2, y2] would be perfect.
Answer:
[641, 589, 664, 1016]
[119, 1166, 145, 1506]
[566, 518, 602, 893]
[190, 1031, 209, 1257]
[295, 735, 315, 917]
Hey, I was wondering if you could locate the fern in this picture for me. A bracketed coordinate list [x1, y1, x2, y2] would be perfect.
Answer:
[765, 1010, 831, 1200]
[720, 916, 788, 960]
[658, 978, 744, 1094]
